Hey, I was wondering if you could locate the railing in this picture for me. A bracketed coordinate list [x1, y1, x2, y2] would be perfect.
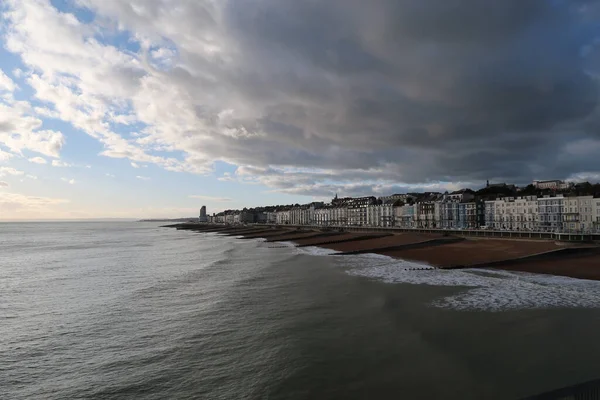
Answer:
[248, 223, 600, 242]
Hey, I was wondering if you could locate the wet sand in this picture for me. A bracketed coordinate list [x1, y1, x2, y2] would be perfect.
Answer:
[491, 252, 600, 280]
[265, 231, 331, 242]
[378, 238, 563, 268]
[322, 233, 443, 252]
[292, 232, 380, 247]
[240, 229, 296, 239]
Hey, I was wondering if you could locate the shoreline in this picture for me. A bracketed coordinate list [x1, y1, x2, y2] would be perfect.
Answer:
[166, 223, 600, 281]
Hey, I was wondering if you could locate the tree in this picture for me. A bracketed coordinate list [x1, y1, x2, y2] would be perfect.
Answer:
[519, 184, 538, 196]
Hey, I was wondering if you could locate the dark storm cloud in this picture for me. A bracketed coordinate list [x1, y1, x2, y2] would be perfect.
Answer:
[84, 0, 600, 189]
[204, 0, 599, 184]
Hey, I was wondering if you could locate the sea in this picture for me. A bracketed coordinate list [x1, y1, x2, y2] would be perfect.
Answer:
[3, 222, 600, 399]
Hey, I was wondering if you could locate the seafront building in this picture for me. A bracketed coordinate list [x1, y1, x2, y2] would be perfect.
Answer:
[538, 195, 564, 232]
[366, 202, 395, 227]
[199, 206, 208, 222]
[206, 179, 600, 233]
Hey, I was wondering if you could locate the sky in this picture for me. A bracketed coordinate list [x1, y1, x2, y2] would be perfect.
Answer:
[0, 0, 600, 220]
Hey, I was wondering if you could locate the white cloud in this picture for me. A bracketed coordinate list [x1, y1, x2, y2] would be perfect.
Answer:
[0, 167, 25, 177]
[136, 175, 150, 180]
[0, 181, 8, 187]
[105, 173, 115, 177]
[61, 177, 76, 184]
[217, 172, 234, 182]
[0, 67, 65, 160]
[0, 70, 16, 92]
[0, 191, 69, 219]
[131, 162, 140, 168]
[189, 195, 233, 202]
[0, 101, 66, 158]
[0, 149, 13, 162]
[28, 156, 47, 164]
[51, 160, 73, 167]
[26, 174, 37, 180]
[2, 0, 210, 175]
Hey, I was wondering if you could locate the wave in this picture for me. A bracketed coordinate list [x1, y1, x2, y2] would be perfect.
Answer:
[294, 246, 340, 256]
[328, 252, 600, 311]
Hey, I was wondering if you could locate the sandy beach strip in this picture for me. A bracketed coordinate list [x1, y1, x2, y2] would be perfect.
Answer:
[218, 228, 279, 236]
[291, 232, 382, 247]
[239, 229, 296, 239]
[264, 231, 328, 242]
[320, 233, 443, 253]
[377, 238, 563, 267]
[265, 231, 344, 243]
[492, 253, 600, 280]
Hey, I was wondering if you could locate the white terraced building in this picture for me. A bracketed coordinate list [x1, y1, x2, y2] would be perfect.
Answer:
[290, 206, 315, 225]
[594, 198, 600, 232]
[484, 196, 538, 230]
[563, 196, 595, 232]
[438, 200, 460, 229]
[395, 204, 416, 228]
[266, 212, 278, 224]
[484, 200, 495, 229]
[330, 206, 348, 226]
[512, 196, 538, 231]
[214, 194, 600, 233]
[313, 207, 329, 226]
[537, 195, 564, 232]
[366, 204, 395, 227]
[275, 210, 290, 225]
[486, 199, 509, 230]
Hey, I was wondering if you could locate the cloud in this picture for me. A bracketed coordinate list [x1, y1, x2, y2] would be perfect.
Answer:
[0, 67, 65, 159]
[217, 172, 234, 182]
[0, 101, 66, 158]
[131, 162, 140, 168]
[0, 181, 8, 187]
[28, 156, 47, 164]
[105, 173, 115, 177]
[61, 177, 76, 184]
[0, 191, 69, 218]
[136, 175, 150, 180]
[2, 0, 600, 195]
[0, 167, 25, 177]
[51, 160, 73, 167]
[189, 195, 233, 202]
[0, 70, 17, 92]
[0, 149, 13, 163]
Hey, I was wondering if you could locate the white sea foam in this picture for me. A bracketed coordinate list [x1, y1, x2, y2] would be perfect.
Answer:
[335, 253, 600, 311]
[295, 246, 340, 256]
[277, 241, 297, 248]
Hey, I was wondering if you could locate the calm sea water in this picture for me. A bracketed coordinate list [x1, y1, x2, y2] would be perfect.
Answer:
[3, 222, 600, 399]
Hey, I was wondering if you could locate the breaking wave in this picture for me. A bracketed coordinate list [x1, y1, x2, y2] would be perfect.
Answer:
[333, 253, 600, 311]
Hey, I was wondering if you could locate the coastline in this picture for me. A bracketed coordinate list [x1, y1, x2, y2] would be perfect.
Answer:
[166, 223, 600, 281]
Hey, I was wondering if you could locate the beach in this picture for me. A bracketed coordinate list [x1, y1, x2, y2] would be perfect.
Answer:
[168, 224, 600, 280]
